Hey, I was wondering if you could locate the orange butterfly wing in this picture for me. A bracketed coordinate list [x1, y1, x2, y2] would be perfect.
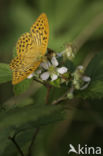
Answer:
[10, 13, 49, 85]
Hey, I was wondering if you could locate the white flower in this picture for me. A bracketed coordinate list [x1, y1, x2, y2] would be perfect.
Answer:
[40, 61, 51, 70]
[40, 72, 50, 80]
[51, 56, 59, 66]
[77, 65, 84, 71]
[51, 74, 58, 81]
[40, 72, 58, 81]
[57, 67, 68, 74]
[40, 56, 68, 81]
[82, 76, 91, 82]
[80, 76, 91, 90]
[78, 65, 83, 70]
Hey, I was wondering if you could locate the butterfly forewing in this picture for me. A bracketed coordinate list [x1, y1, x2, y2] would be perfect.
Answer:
[16, 32, 32, 57]
[10, 13, 49, 85]
[30, 13, 49, 54]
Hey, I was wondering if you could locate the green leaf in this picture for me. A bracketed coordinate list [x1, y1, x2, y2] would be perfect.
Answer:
[79, 51, 103, 99]
[0, 63, 12, 84]
[13, 79, 32, 95]
[32, 86, 47, 106]
[0, 85, 66, 155]
[84, 81, 103, 99]
[32, 86, 67, 105]
[86, 51, 103, 81]
[0, 104, 64, 130]
[50, 78, 61, 88]
[0, 103, 64, 155]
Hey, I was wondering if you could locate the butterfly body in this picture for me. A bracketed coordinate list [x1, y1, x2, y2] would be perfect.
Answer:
[10, 13, 49, 85]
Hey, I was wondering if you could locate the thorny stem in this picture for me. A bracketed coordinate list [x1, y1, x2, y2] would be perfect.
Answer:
[52, 92, 67, 105]
[13, 128, 28, 139]
[27, 127, 40, 156]
[33, 77, 45, 85]
[8, 136, 24, 156]
[34, 77, 52, 104]
[52, 86, 74, 105]
[8, 127, 40, 156]
[72, 12, 103, 52]
[52, 96, 67, 105]
[33, 77, 52, 88]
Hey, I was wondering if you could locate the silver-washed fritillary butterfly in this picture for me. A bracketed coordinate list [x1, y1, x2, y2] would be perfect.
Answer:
[10, 13, 49, 85]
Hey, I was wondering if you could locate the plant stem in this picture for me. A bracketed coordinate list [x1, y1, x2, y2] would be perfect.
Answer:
[52, 93, 67, 105]
[8, 136, 24, 156]
[33, 77, 52, 88]
[46, 86, 52, 104]
[33, 77, 45, 85]
[27, 127, 40, 156]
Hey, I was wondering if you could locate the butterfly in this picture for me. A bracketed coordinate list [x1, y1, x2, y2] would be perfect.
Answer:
[10, 13, 49, 85]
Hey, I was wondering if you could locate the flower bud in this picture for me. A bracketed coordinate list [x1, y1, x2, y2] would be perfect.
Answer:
[67, 92, 74, 99]
[63, 44, 75, 61]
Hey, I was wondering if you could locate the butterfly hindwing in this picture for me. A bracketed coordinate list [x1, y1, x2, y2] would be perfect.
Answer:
[12, 61, 40, 85]
[11, 49, 42, 85]
[10, 56, 22, 70]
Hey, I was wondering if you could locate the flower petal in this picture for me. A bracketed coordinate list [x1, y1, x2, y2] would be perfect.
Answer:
[77, 65, 84, 70]
[57, 67, 68, 74]
[82, 76, 91, 82]
[40, 72, 50, 80]
[51, 74, 58, 81]
[40, 61, 51, 70]
[80, 76, 91, 90]
[27, 73, 34, 79]
[51, 56, 59, 67]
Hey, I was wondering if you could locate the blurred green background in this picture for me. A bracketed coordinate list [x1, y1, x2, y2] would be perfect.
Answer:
[0, 0, 103, 156]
